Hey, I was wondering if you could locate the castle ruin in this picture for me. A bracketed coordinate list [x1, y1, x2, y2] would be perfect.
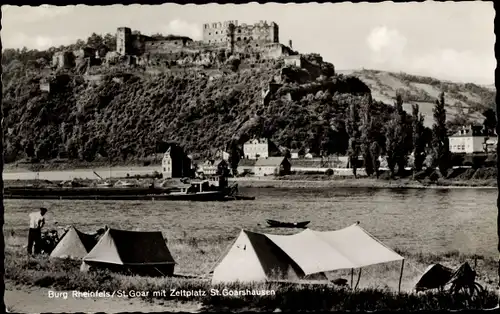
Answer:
[114, 20, 294, 65]
[202, 20, 279, 46]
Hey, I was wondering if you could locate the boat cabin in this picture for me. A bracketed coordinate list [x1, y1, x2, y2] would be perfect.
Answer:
[178, 180, 211, 194]
[176, 176, 228, 194]
[206, 175, 228, 188]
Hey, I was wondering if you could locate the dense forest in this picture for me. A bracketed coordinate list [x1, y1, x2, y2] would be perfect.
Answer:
[1, 33, 495, 165]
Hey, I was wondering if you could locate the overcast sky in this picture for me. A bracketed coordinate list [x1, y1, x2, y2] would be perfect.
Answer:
[1, 2, 495, 84]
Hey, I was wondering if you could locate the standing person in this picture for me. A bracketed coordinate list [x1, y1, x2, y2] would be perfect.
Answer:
[27, 207, 47, 256]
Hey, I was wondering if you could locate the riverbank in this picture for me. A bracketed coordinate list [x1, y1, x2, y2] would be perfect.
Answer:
[230, 177, 498, 189]
[4, 161, 161, 172]
[3, 162, 497, 189]
[4, 236, 499, 312]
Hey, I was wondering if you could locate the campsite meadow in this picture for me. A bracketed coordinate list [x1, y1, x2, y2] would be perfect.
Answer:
[4, 186, 500, 311]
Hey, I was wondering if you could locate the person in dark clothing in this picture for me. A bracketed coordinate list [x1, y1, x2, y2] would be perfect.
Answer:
[27, 207, 47, 256]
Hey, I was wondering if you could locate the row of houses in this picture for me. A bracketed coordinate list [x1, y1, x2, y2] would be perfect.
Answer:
[245, 127, 499, 159]
[161, 145, 231, 179]
[160, 138, 334, 179]
[243, 138, 319, 159]
[161, 126, 498, 179]
[161, 146, 351, 179]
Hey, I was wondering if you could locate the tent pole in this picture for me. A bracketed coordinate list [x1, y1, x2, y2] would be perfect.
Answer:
[154, 267, 166, 277]
[350, 268, 354, 289]
[398, 259, 405, 294]
[355, 268, 362, 290]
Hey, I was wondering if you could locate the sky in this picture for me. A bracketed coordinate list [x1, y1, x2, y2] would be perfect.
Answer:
[1, 2, 495, 84]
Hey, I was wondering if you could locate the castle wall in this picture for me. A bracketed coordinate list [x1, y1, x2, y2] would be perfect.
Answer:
[202, 20, 278, 46]
[40, 82, 51, 93]
[230, 42, 287, 59]
[73, 47, 96, 59]
[284, 55, 302, 67]
[202, 20, 237, 44]
[130, 35, 147, 55]
[52, 51, 75, 69]
[261, 43, 289, 59]
[233, 21, 278, 44]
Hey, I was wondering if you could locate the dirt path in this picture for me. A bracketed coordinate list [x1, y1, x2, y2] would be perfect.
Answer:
[5, 281, 202, 313]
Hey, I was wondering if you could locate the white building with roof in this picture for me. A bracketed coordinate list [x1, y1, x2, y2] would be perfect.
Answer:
[449, 125, 496, 154]
[243, 138, 271, 159]
[253, 157, 291, 176]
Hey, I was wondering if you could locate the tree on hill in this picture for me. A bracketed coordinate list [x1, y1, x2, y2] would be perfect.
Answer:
[228, 140, 241, 176]
[432, 92, 451, 175]
[360, 95, 375, 177]
[346, 101, 360, 177]
[2, 38, 394, 164]
[412, 104, 426, 172]
[483, 108, 497, 136]
[370, 141, 382, 178]
[385, 94, 408, 177]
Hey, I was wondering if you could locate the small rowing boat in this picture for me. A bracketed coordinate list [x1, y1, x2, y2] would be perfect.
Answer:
[266, 219, 310, 228]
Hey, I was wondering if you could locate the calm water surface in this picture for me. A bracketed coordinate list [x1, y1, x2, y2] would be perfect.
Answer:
[4, 187, 497, 257]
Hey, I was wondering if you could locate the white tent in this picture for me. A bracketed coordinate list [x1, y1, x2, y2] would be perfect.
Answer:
[50, 226, 98, 260]
[211, 229, 327, 284]
[212, 223, 405, 290]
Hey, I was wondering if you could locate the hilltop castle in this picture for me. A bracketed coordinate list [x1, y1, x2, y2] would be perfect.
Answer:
[48, 19, 330, 87]
[114, 20, 294, 64]
[201, 20, 279, 45]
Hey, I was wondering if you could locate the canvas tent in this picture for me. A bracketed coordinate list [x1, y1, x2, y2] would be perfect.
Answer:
[81, 228, 176, 277]
[414, 263, 454, 291]
[212, 223, 405, 290]
[50, 226, 99, 259]
[211, 230, 328, 284]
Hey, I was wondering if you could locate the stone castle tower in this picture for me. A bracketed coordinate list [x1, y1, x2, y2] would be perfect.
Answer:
[116, 27, 132, 56]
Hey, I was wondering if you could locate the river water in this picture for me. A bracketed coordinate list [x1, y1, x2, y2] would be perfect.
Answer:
[3, 183, 498, 257]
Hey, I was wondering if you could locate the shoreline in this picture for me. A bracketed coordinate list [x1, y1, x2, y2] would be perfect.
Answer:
[3, 162, 161, 173]
[230, 177, 497, 189]
[3, 162, 497, 190]
[3, 176, 496, 190]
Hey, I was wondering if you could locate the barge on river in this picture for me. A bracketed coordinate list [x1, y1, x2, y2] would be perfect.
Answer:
[4, 177, 254, 201]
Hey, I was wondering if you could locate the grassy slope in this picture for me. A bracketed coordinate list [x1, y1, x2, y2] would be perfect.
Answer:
[338, 69, 496, 127]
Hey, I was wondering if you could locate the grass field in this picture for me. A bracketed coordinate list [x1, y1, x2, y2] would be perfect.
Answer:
[4, 186, 499, 311]
[5, 234, 500, 311]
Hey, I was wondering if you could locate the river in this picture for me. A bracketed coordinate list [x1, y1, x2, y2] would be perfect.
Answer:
[3, 185, 498, 258]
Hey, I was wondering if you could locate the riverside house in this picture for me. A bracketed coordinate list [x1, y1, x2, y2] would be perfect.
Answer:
[449, 125, 497, 154]
[198, 159, 229, 177]
[253, 157, 291, 176]
[161, 145, 192, 178]
[243, 138, 281, 159]
[290, 149, 300, 159]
